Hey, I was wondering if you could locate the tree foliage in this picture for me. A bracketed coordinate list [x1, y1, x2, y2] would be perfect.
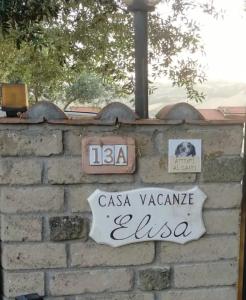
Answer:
[0, 0, 61, 47]
[63, 72, 116, 110]
[0, 0, 218, 105]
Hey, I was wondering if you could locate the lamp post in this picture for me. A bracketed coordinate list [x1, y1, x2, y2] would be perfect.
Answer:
[123, 0, 161, 119]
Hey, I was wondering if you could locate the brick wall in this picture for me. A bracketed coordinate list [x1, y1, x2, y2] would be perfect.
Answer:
[0, 122, 244, 300]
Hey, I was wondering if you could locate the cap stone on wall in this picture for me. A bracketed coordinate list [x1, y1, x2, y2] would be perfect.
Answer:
[22, 101, 67, 121]
[96, 102, 139, 122]
[156, 103, 205, 121]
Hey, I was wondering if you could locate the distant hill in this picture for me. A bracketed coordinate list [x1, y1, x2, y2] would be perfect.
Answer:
[148, 80, 246, 117]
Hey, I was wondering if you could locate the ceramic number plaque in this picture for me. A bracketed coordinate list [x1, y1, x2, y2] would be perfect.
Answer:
[168, 139, 202, 173]
[82, 136, 135, 174]
[88, 186, 207, 247]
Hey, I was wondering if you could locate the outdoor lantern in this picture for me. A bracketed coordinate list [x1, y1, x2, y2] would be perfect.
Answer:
[1, 83, 29, 117]
[123, 0, 161, 119]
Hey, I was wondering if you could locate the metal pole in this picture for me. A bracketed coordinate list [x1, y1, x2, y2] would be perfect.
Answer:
[134, 10, 148, 119]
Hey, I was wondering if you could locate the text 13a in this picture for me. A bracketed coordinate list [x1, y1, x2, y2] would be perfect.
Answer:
[89, 145, 128, 166]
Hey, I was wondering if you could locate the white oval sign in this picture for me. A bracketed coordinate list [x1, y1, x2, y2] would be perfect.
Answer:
[88, 187, 207, 247]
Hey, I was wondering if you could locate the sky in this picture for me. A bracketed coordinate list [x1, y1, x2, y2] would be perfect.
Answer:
[147, 0, 246, 112]
[201, 0, 246, 82]
[158, 0, 246, 82]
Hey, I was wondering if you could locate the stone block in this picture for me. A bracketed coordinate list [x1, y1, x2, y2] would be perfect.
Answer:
[159, 236, 238, 263]
[0, 159, 42, 185]
[128, 132, 156, 157]
[44, 298, 65, 300]
[49, 216, 88, 241]
[2, 243, 66, 270]
[86, 126, 118, 133]
[64, 130, 85, 155]
[174, 261, 238, 288]
[138, 268, 171, 291]
[47, 158, 134, 184]
[200, 183, 242, 208]
[70, 241, 155, 267]
[0, 187, 64, 213]
[204, 209, 240, 234]
[3, 271, 44, 297]
[0, 130, 62, 156]
[159, 287, 237, 300]
[67, 185, 95, 212]
[173, 183, 242, 209]
[88, 173, 134, 184]
[76, 293, 154, 300]
[48, 269, 133, 296]
[155, 125, 243, 156]
[47, 158, 83, 184]
[1, 215, 42, 241]
[202, 156, 243, 182]
[139, 157, 196, 184]
[203, 126, 243, 156]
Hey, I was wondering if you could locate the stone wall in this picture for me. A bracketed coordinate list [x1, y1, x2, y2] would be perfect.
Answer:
[0, 121, 244, 300]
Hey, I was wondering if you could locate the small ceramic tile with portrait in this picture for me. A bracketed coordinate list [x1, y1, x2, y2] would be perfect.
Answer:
[168, 139, 202, 173]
